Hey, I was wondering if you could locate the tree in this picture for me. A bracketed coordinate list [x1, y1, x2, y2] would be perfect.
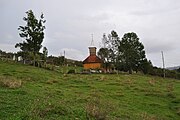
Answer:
[102, 33, 108, 48]
[117, 32, 146, 74]
[98, 31, 120, 71]
[98, 48, 109, 63]
[107, 31, 119, 55]
[139, 59, 153, 74]
[98, 48, 110, 71]
[103, 30, 119, 64]
[15, 10, 46, 66]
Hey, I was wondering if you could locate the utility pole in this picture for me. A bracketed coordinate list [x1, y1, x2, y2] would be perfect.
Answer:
[161, 51, 165, 78]
[63, 50, 66, 74]
[64, 50, 66, 65]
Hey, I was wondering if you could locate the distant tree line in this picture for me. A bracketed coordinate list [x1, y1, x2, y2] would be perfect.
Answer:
[0, 49, 14, 60]
[148, 66, 180, 80]
[41, 55, 82, 68]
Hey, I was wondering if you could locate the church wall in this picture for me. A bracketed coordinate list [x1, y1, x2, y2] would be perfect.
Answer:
[83, 63, 101, 69]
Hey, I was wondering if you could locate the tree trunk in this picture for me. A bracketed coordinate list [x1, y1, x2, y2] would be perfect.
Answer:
[33, 52, 36, 66]
[23, 59, 26, 64]
[129, 68, 132, 74]
[105, 62, 107, 73]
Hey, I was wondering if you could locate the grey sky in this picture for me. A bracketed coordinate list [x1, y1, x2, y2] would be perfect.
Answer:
[0, 0, 180, 67]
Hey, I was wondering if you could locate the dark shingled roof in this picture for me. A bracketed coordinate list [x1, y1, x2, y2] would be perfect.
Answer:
[83, 55, 102, 64]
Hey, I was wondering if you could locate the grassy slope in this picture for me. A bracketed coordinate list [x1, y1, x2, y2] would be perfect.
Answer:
[0, 61, 180, 120]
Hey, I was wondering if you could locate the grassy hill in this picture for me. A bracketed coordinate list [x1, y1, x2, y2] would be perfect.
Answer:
[0, 61, 180, 120]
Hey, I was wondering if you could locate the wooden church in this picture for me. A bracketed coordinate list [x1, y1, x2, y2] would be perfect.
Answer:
[83, 46, 102, 70]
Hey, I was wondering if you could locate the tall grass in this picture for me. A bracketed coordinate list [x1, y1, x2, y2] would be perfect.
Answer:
[0, 60, 180, 119]
[0, 76, 22, 88]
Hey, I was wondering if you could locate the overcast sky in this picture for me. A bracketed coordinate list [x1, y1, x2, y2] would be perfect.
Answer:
[1, 0, 180, 67]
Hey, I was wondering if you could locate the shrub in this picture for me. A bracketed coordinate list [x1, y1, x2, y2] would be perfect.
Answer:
[166, 70, 177, 79]
[67, 69, 75, 74]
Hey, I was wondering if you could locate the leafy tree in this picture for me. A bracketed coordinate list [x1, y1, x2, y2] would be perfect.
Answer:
[15, 10, 46, 66]
[117, 32, 146, 74]
[98, 31, 119, 71]
[107, 31, 119, 55]
[102, 33, 108, 48]
[98, 48, 110, 71]
[98, 48, 109, 63]
[139, 59, 153, 74]
[103, 31, 119, 64]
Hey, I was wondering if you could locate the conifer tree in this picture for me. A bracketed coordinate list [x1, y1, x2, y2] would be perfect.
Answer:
[15, 10, 46, 66]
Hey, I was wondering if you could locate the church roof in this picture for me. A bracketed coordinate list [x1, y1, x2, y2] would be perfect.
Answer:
[83, 55, 102, 64]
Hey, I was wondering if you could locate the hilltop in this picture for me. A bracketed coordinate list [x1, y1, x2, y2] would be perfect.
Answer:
[0, 61, 180, 119]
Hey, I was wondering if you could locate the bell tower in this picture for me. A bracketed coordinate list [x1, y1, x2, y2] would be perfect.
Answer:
[89, 47, 96, 55]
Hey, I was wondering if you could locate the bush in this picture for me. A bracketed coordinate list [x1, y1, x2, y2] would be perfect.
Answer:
[166, 70, 177, 79]
[67, 69, 75, 74]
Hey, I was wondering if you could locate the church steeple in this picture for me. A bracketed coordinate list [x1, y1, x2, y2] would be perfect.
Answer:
[89, 47, 96, 55]
[89, 34, 96, 55]
[90, 34, 94, 46]
[83, 34, 102, 70]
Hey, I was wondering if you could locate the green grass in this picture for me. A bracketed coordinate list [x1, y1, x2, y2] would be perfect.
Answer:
[0, 60, 180, 119]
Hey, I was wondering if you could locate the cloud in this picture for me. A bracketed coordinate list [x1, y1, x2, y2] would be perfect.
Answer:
[0, 43, 17, 53]
[147, 48, 180, 68]
[142, 38, 175, 54]
[0, 33, 18, 45]
[60, 48, 87, 61]
[1, 0, 180, 67]
[130, 0, 180, 16]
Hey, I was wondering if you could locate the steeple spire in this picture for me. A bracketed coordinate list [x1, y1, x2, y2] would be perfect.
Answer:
[90, 34, 94, 46]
